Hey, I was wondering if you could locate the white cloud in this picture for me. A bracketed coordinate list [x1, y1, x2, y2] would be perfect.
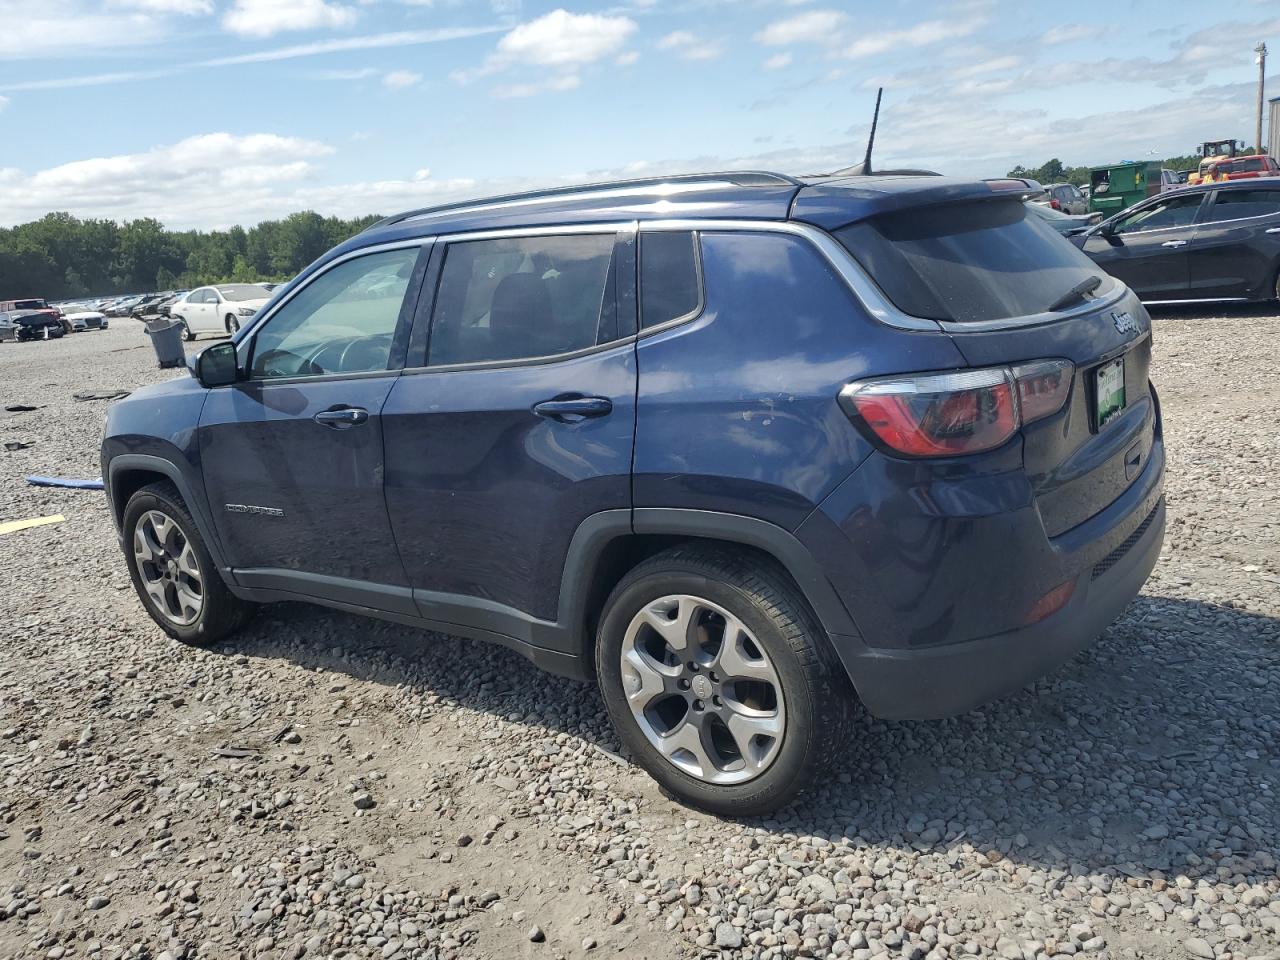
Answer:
[1040, 24, 1103, 45]
[222, 0, 357, 37]
[656, 29, 721, 61]
[764, 52, 792, 70]
[452, 8, 635, 95]
[0, 0, 172, 59]
[0, 95, 8, 111]
[108, 0, 211, 13]
[492, 73, 580, 98]
[382, 69, 421, 89]
[495, 9, 635, 66]
[615, 50, 639, 66]
[951, 54, 1022, 79]
[846, 19, 978, 59]
[755, 9, 847, 46]
[657, 30, 695, 50]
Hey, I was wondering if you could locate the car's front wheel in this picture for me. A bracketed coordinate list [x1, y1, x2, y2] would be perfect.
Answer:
[122, 481, 254, 645]
[595, 545, 852, 817]
[226, 314, 240, 334]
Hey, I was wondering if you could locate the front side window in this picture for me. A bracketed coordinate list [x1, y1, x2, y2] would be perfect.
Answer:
[1113, 193, 1202, 234]
[428, 233, 617, 366]
[640, 231, 701, 328]
[250, 246, 420, 380]
[1205, 189, 1280, 222]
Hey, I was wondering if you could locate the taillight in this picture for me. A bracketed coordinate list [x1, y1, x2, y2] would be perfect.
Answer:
[1012, 359, 1072, 423]
[1050, 199, 1061, 210]
[840, 360, 1074, 458]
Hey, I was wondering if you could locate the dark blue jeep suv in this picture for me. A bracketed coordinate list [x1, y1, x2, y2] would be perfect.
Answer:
[102, 171, 1165, 815]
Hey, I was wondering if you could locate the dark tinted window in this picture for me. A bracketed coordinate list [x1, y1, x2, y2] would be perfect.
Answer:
[1206, 189, 1280, 221]
[640, 231, 700, 328]
[835, 199, 1108, 323]
[1113, 193, 1202, 233]
[428, 234, 617, 366]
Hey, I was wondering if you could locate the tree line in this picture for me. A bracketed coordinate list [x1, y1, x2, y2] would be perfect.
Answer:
[0, 210, 384, 300]
[1007, 147, 1260, 188]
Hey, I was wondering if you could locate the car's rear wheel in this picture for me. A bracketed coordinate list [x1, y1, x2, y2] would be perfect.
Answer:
[595, 545, 852, 816]
[122, 481, 254, 645]
[226, 314, 240, 334]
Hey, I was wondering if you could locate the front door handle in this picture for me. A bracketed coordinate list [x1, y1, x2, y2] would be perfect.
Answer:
[313, 406, 369, 428]
[532, 396, 612, 423]
[1160, 239, 1187, 248]
[1266, 227, 1280, 234]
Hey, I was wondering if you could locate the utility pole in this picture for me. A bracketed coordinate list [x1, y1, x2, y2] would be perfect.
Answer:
[1256, 42, 1267, 154]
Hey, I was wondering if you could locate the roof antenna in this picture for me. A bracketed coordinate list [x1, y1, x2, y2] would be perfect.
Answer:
[862, 86, 883, 175]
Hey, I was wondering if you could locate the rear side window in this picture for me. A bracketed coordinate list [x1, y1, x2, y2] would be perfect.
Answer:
[835, 199, 1108, 323]
[640, 231, 701, 328]
[428, 233, 617, 365]
[1206, 189, 1280, 221]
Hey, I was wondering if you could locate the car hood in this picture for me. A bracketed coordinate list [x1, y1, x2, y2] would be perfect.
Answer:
[231, 297, 270, 312]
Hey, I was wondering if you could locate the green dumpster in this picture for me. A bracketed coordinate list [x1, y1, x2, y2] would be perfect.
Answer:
[1088, 161, 1162, 217]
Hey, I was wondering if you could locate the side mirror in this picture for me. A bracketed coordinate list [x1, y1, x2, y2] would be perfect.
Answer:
[193, 341, 240, 388]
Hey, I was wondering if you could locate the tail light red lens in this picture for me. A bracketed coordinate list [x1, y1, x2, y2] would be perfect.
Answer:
[1012, 359, 1073, 423]
[841, 369, 1018, 457]
[841, 360, 1074, 458]
[1050, 199, 1061, 210]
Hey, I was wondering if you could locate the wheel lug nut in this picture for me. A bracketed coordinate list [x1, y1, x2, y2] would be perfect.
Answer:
[712, 695, 722, 706]
[692, 700, 704, 711]
[678, 678, 690, 690]
[687, 662, 698, 672]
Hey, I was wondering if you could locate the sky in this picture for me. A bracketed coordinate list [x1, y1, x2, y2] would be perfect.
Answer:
[1, 0, 1277, 229]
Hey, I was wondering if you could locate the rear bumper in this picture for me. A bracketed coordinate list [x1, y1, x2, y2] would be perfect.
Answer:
[840, 492, 1163, 719]
[800, 428, 1165, 721]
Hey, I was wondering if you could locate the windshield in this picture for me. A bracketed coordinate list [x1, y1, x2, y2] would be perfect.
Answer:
[217, 284, 269, 302]
[835, 198, 1109, 323]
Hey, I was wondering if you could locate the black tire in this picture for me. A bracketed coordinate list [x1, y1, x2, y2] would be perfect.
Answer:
[47, 325, 64, 340]
[595, 544, 853, 817]
[225, 314, 240, 334]
[173, 317, 194, 341]
[122, 481, 254, 646]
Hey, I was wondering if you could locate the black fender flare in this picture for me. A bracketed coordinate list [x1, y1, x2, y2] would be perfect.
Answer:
[106, 453, 229, 571]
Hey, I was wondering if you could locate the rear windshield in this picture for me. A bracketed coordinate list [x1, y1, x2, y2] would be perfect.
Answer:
[834, 199, 1109, 323]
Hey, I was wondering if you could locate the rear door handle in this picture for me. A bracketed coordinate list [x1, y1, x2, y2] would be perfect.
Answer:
[313, 406, 369, 428]
[1160, 239, 1187, 248]
[532, 396, 612, 422]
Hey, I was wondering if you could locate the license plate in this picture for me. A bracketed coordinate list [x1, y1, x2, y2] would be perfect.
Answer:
[1095, 357, 1126, 428]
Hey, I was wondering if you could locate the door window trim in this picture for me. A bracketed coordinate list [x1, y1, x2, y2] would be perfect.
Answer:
[234, 238, 433, 382]
[401, 222, 637, 374]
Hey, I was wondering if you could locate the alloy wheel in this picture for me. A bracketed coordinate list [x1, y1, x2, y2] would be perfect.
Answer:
[133, 510, 204, 626]
[620, 594, 785, 785]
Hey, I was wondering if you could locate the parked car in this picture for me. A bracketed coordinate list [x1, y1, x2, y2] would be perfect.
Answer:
[157, 291, 190, 317]
[1204, 155, 1280, 182]
[65, 311, 109, 332]
[170, 284, 271, 339]
[1159, 169, 1187, 192]
[103, 170, 1165, 815]
[1036, 182, 1089, 214]
[129, 293, 172, 319]
[1026, 201, 1102, 236]
[0, 298, 70, 334]
[1073, 177, 1280, 303]
[104, 296, 144, 318]
[0, 309, 66, 341]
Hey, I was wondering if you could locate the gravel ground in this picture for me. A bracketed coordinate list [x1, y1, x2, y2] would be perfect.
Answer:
[1, 309, 1278, 960]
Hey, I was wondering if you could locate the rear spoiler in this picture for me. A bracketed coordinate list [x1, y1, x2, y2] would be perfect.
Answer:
[984, 177, 1046, 201]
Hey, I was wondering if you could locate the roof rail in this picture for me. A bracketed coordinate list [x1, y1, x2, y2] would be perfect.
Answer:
[364, 170, 803, 232]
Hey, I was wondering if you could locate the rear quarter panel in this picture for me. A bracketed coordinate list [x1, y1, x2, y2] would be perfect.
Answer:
[633, 229, 968, 530]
